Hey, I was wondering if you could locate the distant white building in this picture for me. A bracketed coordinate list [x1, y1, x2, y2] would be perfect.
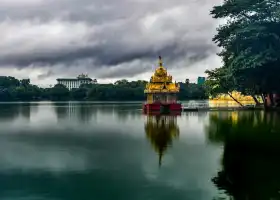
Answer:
[57, 74, 97, 90]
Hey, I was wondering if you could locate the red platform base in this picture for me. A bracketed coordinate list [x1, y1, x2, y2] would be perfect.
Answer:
[143, 102, 182, 113]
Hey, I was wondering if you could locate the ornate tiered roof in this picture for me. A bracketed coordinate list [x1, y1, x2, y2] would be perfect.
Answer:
[144, 57, 180, 93]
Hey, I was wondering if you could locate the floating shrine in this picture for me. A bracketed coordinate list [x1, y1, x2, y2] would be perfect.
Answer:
[143, 56, 182, 113]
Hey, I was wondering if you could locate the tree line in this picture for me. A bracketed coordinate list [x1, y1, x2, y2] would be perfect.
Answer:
[205, 0, 280, 108]
[0, 76, 207, 101]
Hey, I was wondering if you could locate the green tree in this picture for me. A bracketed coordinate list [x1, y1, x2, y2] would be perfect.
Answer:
[0, 76, 20, 88]
[178, 82, 207, 100]
[0, 88, 13, 101]
[211, 0, 280, 108]
[71, 88, 88, 100]
[20, 79, 30, 88]
[114, 79, 129, 85]
[50, 84, 70, 101]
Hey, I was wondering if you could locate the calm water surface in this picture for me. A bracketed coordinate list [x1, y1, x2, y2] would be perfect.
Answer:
[0, 102, 279, 200]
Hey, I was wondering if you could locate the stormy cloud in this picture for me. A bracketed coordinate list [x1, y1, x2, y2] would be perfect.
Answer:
[0, 0, 222, 84]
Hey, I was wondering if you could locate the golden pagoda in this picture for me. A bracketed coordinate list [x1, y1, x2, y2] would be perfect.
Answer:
[144, 114, 180, 166]
[143, 56, 182, 112]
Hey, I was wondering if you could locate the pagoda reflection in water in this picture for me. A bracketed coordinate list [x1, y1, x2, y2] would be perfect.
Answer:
[144, 113, 180, 166]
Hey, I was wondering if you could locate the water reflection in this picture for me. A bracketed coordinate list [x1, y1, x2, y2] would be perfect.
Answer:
[53, 102, 97, 123]
[144, 113, 180, 166]
[0, 103, 38, 121]
[206, 111, 280, 200]
[53, 102, 142, 123]
[0, 102, 224, 200]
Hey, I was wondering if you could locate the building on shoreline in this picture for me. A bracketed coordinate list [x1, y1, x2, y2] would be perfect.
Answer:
[197, 77, 206, 85]
[57, 74, 97, 90]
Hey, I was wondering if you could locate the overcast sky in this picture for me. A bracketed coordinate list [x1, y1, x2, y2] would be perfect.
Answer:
[0, 0, 222, 86]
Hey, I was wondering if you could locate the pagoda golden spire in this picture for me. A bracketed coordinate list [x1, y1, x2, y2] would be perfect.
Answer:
[144, 56, 179, 94]
[158, 56, 163, 67]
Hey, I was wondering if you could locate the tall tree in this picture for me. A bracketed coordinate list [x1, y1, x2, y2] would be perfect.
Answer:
[50, 84, 70, 100]
[211, 0, 280, 107]
[0, 76, 20, 88]
[20, 79, 30, 88]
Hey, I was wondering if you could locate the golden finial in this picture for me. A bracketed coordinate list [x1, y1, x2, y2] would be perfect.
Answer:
[158, 56, 163, 67]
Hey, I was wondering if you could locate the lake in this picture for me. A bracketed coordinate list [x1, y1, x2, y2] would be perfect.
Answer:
[0, 101, 279, 200]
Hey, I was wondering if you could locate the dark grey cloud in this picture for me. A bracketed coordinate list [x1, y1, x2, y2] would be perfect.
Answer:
[0, 0, 222, 82]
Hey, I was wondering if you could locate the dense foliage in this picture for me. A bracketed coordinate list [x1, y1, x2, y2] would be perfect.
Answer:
[206, 0, 280, 107]
[0, 76, 207, 101]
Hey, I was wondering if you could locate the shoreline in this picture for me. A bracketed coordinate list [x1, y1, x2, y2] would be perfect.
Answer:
[183, 106, 261, 112]
[1, 101, 279, 111]
[183, 106, 280, 112]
